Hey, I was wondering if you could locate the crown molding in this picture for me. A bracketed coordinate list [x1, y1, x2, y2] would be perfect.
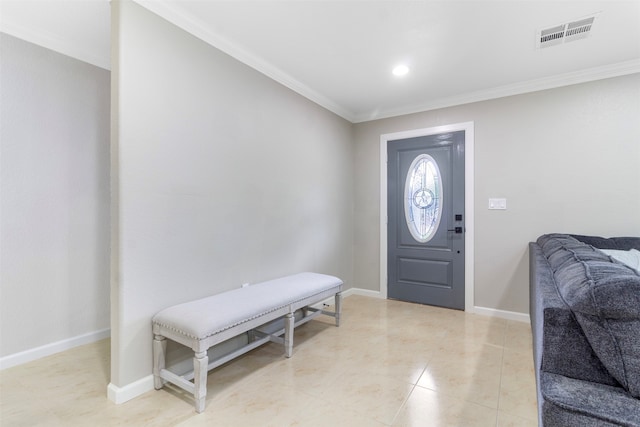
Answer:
[133, 0, 640, 124]
[134, 0, 355, 123]
[0, 20, 110, 71]
[352, 59, 640, 123]
[5, 0, 635, 124]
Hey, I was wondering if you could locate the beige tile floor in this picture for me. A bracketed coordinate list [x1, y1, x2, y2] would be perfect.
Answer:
[0, 295, 538, 426]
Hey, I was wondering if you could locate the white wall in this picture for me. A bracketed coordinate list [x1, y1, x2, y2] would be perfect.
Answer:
[353, 73, 640, 314]
[110, 0, 353, 389]
[0, 33, 111, 361]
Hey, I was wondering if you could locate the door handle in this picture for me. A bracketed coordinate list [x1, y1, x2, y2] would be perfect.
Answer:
[447, 227, 463, 234]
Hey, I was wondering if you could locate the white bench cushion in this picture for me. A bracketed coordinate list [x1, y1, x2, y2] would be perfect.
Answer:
[152, 272, 342, 341]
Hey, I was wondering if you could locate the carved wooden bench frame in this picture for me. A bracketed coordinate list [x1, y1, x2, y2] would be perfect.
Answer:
[151, 273, 343, 413]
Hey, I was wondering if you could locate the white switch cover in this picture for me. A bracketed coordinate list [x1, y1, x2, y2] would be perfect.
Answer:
[489, 198, 507, 210]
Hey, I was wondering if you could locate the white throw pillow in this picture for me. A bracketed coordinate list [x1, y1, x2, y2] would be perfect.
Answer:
[601, 248, 640, 274]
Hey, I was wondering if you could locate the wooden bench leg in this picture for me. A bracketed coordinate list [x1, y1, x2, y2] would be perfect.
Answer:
[284, 313, 294, 358]
[194, 351, 208, 413]
[335, 292, 343, 327]
[153, 335, 166, 390]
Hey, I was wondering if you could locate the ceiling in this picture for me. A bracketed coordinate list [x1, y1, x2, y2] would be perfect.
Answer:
[2, 1, 639, 122]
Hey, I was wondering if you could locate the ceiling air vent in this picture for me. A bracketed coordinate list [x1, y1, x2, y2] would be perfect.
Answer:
[538, 15, 596, 48]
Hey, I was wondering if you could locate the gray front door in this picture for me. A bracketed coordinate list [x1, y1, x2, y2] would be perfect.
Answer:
[387, 131, 465, 310]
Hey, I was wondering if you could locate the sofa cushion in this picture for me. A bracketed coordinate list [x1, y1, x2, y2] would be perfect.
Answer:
[547, 246, 609, 271]
[541, 306, 620, 386]
[538, 234, 640, 398]
[540, 234, 592, 258]
[541, 372, 640, 427]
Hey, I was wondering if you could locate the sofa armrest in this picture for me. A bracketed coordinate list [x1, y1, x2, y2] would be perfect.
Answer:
[529, 243, 619, 385]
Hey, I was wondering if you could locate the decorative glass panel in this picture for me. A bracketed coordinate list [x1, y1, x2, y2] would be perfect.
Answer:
[404, 154, 442, 243]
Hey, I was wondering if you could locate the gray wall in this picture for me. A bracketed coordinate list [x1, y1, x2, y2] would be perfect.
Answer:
[353, 73, 640, 314]
[110, 1, 354, 387]
[0, 33, 111, 357]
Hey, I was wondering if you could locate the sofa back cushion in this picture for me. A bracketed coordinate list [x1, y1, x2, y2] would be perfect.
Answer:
[538, 234, 640, 398]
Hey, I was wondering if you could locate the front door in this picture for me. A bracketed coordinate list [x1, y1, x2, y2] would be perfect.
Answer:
[387, 131, 465, 310]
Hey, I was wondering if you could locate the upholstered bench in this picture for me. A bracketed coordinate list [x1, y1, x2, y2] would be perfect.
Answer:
[151, 272, 343, 413]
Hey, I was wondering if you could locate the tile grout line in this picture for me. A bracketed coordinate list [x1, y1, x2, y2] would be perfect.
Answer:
[388, 364, 429, 426]
[495, 321, 509, 427]
[387, 333, 439, 427]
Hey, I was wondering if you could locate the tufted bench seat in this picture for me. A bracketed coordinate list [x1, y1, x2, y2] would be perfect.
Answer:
[152, 272, 343, 412]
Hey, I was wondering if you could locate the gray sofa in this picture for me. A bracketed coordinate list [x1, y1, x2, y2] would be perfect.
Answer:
[529, 233, 640, 426]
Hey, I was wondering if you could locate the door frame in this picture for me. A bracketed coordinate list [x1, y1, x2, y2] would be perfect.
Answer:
[380, 122, 474, 311]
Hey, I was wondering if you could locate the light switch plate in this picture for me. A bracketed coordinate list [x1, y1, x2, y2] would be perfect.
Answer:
[489, 198, 507, 210]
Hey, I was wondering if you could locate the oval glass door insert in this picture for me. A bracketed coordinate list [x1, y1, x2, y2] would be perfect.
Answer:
[404, 154, 442, 243]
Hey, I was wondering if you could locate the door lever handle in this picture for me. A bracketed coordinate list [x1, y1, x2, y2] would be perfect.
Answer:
[447, 227, 463, 234]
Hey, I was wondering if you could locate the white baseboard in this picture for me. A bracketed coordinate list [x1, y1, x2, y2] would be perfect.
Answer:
[471, 306, 530, 323]
[107, 375, 155, 404]
[346, 287, 383, 299]
[308, 287, 381, 309]
[348, 289, 530, 322]
[0, 328, 111, 370]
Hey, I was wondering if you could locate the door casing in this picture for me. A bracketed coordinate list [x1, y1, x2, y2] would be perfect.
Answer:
[380, 122, 474, 311]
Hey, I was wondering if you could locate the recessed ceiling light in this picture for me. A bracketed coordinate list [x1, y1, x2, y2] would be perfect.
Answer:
[392, 65, 410, 77]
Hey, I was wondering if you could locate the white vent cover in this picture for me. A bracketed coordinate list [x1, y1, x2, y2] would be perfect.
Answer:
[538, 15, 596, 48]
